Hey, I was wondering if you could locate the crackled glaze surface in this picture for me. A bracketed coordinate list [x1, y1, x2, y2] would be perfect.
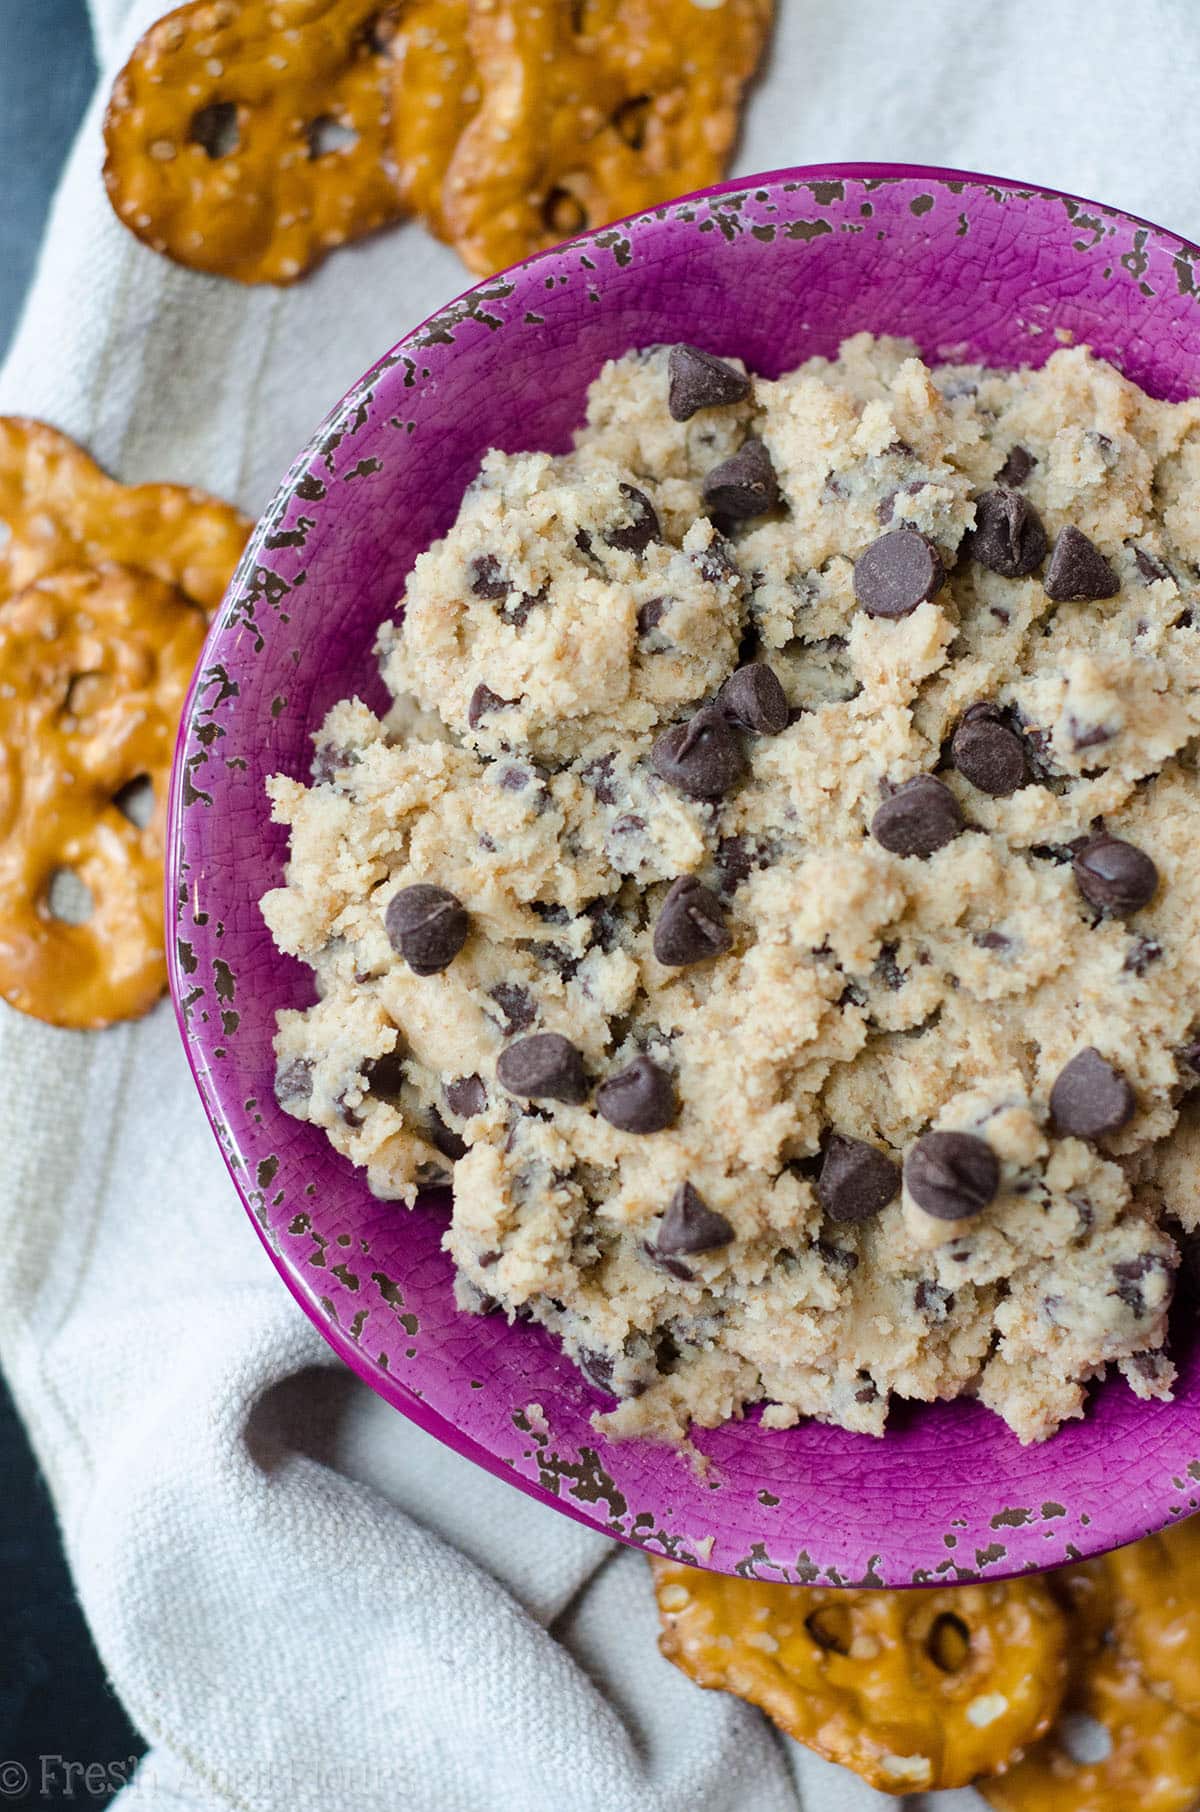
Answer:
[168, 165, 1200, 1584]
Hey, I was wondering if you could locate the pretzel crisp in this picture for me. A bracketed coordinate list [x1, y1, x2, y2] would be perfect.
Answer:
[0, 566, 210, 1030]
[1108, 1510, 1200, 1718]
[390, 0, 476, 234]
[0, 418, 250, 613]
[434, 0, 775, 275]
[103, 0, 407, 284]
[650, 1558, 1068, 1795]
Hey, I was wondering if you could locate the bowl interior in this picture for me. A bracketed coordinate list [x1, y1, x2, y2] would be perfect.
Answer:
[169, 165, 1200, 1584]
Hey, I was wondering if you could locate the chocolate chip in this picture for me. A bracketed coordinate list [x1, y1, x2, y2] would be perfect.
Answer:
[905, 1131, 999, 1221]
[428, 1109, 468, 1162]
[817, 1134, 900, 1224]
[274, 1056, 313, 1107]
[914, 1279, 955, 1319]
[966, 487, 1047, 578]
[1123, 936, 1162, 976]
[996, 445, 1035, 487]
[363, 1047, 406, 1100]
[574, 1347, 617, 1393]
[596, 1055, 678, 1133]
[469, 553, 509, 599]
[691, 537, 741, 585]
[604, 484, 659, 555]
[651, 703, 745, 799]
[718, 663, 789, 736]
[1050, 1048, 1135, 1139]
[853, 528, 944, 618]
[652, 875, 732, 967]
[1133, 546, 1172, 584]
[487, 983, 535, 1036]
[871, 775, 964, 858]
[656, 1182, 734, 1255]
[642, 1239, 695, 1281]
[445, 1074, 486, 1119]
[667, 344, 751, 420]
[636, 595, 668, 637]
[1044, 527, 1120, 602]
[496, 1033, 588, 1104]
[701, 439, 781, 520]
[950, 702, 1028, 796]
[1072, 835, 1158, 916]
[384, 884, 468, 974]
[467, 683, 515, 728]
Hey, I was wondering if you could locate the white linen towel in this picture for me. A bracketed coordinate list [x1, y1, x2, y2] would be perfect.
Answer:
[2, 4, 1198, 1807]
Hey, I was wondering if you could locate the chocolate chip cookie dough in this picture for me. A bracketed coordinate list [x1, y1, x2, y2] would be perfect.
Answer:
[261, 333, 1200, 1446]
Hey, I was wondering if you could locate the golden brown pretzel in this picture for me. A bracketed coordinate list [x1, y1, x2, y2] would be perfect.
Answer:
[390, 0, 475, 234]
[0, 566, 209, 1029]
[650, 1557, 1068, 1795]
[1108, 1513, 1200, 1719]
[103, 0, 406, 284]
[0, 416, 250, 611]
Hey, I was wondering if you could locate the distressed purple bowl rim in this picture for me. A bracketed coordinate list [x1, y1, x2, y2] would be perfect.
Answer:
[167, 161, 1200, 1584]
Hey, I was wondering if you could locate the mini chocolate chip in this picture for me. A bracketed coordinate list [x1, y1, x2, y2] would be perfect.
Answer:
[718, 663, 789, 735]
[667, 344, 751, 420]
[651, 703, 745, 799]
[975, 929, 1010, 951]
[445, 1074, 487, 1119]
[429, 1109, 468, 1162]
[274, 1056, 313, 1106]
[469, 553, 509, 599]
[1181, 1041, 1200, 1079]
[637, 595, 668, 636]
[905, 1131, 999, 1221]
[467, 682, 515, 728]
[1044, 526, 1120, 602]
[496, 1033, 588, 1104]
[656, 1182, 734, 1255]
[871, 775, 964, 857]
[1072, 835, 1159, 916]
[1050, 1048, 1135, 1139]
[853, 528, 944, 618]
[1133, 546, 1172, 584]
[363, 1047, 406, 1100]
[488, 982, 536, 1036]
[581, 751, 618, 804]
[951, 702, 1028, 796]
[1123, 936, 1162, 976]
[966, 487, 1047, 578]
[596, 1055, 678, 1133]
[701, 438, 781, 520]
[996, 445, 1035, 487]
[691, 537, 740, 585]
[817, 1134, 900, 1224]
[604, 484, 659, 554]
[574, 1347, 622, 1393]
[914, 1279, 955, 1319]
[384, 884, 468, 974]
[652, 875, 732, 967]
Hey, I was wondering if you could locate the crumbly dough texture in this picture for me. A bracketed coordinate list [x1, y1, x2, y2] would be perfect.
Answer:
[262, 335, 1200, 1446]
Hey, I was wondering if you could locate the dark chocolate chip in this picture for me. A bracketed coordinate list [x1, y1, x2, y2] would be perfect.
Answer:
[1133, 546, 1172, 584]
[428, 1109, 468, 1162]
[637, 595, 668, 637]
[691, 537, 741, 585]
[652, 875, 732, 967]
[1123, 936, 1162, 976]
[363, 1047, 406, 1101]
[384, 884, 468, 974]
[871, 775, 964, 857]
[469, 554, 509, 599]
[1072, 835, 1159, 916]
[467, 683, 516, 728]
[445, 1074, 487, 1119]
[817, 1134, 900, 1224]
[656, 1181, 734, 1255]
[274, 1056, 313, 1107]
[914, 1279, 955, 1319]
[667, 344, 751, 420]
[853, 528, 944, 618]
[651, 703, 745, 799]
[965, 487, 1047, 578]
[642, 1239, 695, 1281]
[574, 1347, 616, 1393]
[718, 662, 789, 736]
[488, 983, 536, 1037]
[1043, 526, 1120, 602]
[496, 1033, 588, 1104]
[596, 1055, 678, 1134]
[604, 484, 660, 555]
[996, 445, 1035, 487]
[701, 439, 781, 520]
[1050, 1048, 1135, 1139]
[905, 1130, 999, 1221]
[950, 702, 1028, 796]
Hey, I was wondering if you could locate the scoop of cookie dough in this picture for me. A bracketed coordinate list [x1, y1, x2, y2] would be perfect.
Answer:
[263, 333, 1200, 1448]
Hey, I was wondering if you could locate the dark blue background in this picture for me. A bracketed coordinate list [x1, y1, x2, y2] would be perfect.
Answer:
[1, 4, 148, 1801]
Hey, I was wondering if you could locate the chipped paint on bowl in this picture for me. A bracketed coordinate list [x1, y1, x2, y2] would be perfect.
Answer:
[167, 164, 1200, 1584]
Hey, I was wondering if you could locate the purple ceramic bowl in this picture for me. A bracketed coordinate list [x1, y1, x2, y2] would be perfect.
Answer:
[168, 163, 1200, 1586]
